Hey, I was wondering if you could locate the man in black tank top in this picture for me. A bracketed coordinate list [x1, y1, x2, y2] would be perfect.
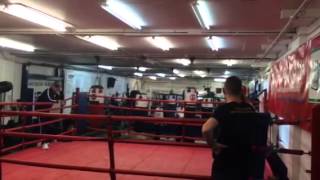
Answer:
[202, 76, 256, 180]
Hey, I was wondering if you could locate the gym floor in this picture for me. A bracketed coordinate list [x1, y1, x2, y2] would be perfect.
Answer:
[2, 141, 211, 180]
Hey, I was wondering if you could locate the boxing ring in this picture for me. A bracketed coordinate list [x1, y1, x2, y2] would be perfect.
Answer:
[0, 94, 318, 180]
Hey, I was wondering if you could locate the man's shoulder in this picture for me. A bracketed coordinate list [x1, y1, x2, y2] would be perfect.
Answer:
[215, 102, 254, 113]
[215, 102, 234, 110]
[213, 103, 231, 116]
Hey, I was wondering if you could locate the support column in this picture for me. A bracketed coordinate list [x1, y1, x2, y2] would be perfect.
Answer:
[312, 105, 320, 180]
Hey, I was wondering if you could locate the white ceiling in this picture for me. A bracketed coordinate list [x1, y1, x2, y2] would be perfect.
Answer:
[0, 0, 319, 78]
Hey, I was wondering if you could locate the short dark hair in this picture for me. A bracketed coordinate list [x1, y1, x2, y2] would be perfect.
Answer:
[224, 76, 242, 96]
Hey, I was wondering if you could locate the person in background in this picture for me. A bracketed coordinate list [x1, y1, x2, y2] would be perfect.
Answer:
[36, 81, 64, 149]
[202, 76, 256, 180]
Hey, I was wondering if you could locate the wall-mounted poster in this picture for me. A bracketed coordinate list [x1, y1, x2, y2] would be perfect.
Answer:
[308, 47, 320, 103]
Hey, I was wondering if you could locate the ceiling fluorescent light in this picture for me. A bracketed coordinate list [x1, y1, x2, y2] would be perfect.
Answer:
[191, 0, 214, 30]
[214, 78, 226, 82]
[98, 65, 113, 70]
[173, 69, 185, 77]
[177, 73, 186, 78]
[156, 73, 166, 77]
[193, 70, 207, 78]
[101, 0, 145, 30]
[207, 36, 223, 51]
[222, 60, 237, 67]
[78, 36, 120, 50]
[138, 67, 147, 72]
[146, 37, 173, 51]
[169, 77, 176, 80]
[193, 70, 206, 75]
[173, 69, 180, 74]
[149, 76, 157, 80]
[175, 58, 191, 66]
[134, 72, 143, 77]
[224, 70, 230, 75]
[0, 37, 35, 52]
[0, 4, 72, 32]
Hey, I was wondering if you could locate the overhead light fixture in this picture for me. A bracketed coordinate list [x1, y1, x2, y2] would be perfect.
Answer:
[224, 70, 230, 75]
[0, 37, 35, 52]
[214, 78, 226, 82]
[134, 72, 143, 77]
[207, 36, 223, 51]
[193, 70, 206, 75]
[222, 60, 237, 67]
[156, 73, 166, 78]
[78, 36, 120, 50]
[138, 67, 147, 72]
[175, 58, 191, 66]
[169, 77, 176, 80]
[173, 69, 180, 74]
[193, 70, 207, 78]
[0, 4, 72, 32]
[146, 37, 173, 51]
[191, 0, 214, 30]
[98, 65, 113, 70]
[101, 0, 145, 30]
[149, 76, 157, 80]
[173, 69, 185, 77]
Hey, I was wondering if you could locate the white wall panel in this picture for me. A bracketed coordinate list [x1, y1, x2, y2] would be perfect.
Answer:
[0, 55, 22, 101]
[64, 69, 136, 100]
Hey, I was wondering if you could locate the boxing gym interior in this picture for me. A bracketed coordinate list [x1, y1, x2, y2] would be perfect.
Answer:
[0, 0, 320, 179]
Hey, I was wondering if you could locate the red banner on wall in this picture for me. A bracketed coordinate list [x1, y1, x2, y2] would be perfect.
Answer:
[268, 36, 320, 131]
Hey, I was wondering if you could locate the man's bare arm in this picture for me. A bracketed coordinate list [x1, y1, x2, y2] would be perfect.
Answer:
[202, 117, 218, 146]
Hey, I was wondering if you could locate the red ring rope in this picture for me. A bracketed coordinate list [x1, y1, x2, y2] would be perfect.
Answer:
[6, 118, 65, 132]
[1, 129, 75, 154]
[0, 103, 308, 179]
[0, 97, 73, 107]
[92, 94, 223, 105]
[36, 105, 78, 112]
[0, 111, 206, 126]
[91, 104, 213, 115]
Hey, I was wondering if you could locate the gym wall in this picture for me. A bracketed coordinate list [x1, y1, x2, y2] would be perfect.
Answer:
[0, 55, 22, 101]
[267, 35, 320, 180]
[141, 78, 224, 96]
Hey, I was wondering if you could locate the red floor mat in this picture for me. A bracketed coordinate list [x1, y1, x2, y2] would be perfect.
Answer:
[2, 141, 212, 180]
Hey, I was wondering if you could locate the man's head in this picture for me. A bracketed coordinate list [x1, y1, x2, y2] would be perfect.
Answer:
[223, 76, 242, 99]
[50, 81, 62, 94]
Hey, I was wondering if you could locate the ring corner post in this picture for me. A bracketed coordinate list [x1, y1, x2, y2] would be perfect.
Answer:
[107, 114, 116, 180]
[312, 105, 320, 180]
[0, 111, 4, 180]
